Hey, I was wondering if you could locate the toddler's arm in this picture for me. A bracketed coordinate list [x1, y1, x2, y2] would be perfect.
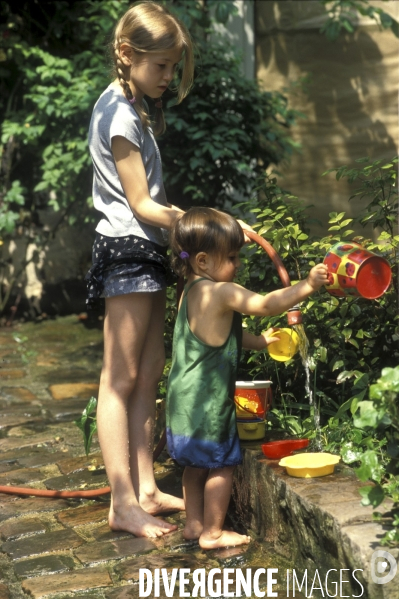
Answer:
[220, 263, 329, 317]
[242, 327, 280, 350]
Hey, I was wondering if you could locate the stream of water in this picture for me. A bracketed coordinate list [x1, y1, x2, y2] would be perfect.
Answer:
[293, 323, 322, 450]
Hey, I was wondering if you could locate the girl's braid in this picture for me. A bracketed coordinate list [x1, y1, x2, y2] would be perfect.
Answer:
[114, 42, 135, 103]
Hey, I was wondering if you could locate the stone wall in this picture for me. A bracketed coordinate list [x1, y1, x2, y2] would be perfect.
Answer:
[255, 0, 399, 238]
[233, 446, 399, 599]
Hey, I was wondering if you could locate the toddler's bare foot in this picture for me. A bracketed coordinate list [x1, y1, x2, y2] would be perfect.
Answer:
[199, 530, 251, 550]
[109, 502, 177, 538]
[140, 489, 185, 515]
[183, 520, 203, 541]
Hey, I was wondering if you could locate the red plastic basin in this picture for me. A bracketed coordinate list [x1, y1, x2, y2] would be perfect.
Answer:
[261, 439, 309, 459]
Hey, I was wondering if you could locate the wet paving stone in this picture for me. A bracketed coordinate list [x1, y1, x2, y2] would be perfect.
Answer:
[21, 565, 113, 598]
[74, 536, 156, 565]
[151, 529, 195, 552]
[1, 528, 84, 559]
[0, 403, 43, 416]
[90, 524, 131, 543]
[44, 468, 108, 491]
[0, 387, 39, 407]
[0, 496, 71, 522]
[0, 413, 44, 429]
[0, 387, 38, 402]
[0, 369, 26, 380]
[57, 594, 106, 599]
[13, 553, 76, 579]
[116, 552, 201, 583]
[42, 367, 98, 384]
[0, 430, 63, 452]
[0, 461, 19, 475]
[56, 453, 103, 476]
[0, 583, 10, 599]
[0, 318, 305, 599]
[56, 502, 109, 527]
[104, 586, 137, 599]
[0, 466, 52, 486]
[49, 383, 99, 401]
[0, 517, 47, 541]
[48, 398, 97, 422]
[0, 358, 25, 370]
[0, 447, 66, 471]
[16, 450, 69, 470]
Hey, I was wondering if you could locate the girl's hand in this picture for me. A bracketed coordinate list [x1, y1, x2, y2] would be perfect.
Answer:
[236, 219, 255, 243]
[306, 264, 329, 291]
[259, 327, 280, 348]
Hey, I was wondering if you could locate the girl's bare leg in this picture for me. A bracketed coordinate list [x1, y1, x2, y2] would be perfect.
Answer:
[182, 466, 208, 540]
[199, 466, 251, 550]
[128, 290, 184, 515]
[97, 292, 179, 538]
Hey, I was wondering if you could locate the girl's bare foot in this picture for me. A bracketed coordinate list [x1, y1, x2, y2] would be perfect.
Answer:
[199, 530, 251, 550]
[183, 520, 203, 541]
[140, 489, 185, 515]
[109, 502, 177, 538]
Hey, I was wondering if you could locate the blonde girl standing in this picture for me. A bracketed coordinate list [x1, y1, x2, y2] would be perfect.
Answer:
[86, 1, 194, 538]
[167, 208, 329, 549]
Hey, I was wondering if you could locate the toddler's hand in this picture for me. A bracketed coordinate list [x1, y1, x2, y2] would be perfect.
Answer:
[306, 263, 329, 291]
[260, 327, 280, 347]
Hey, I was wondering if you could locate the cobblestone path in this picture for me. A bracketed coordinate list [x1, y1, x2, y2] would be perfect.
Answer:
[0, 316, 281, 599]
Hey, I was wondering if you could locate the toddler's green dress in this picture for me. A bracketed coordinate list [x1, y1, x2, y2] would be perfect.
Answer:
[166, 278, 242, 468]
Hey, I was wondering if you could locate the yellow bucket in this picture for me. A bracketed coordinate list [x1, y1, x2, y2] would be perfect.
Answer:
[267, 328, 299, 361]
[234, 380, 272, 419]
[236, 420, 265, 441]
[279, 452, 340, 478]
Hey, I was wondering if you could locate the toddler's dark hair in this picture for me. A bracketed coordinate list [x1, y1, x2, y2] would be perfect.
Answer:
[170, 207, 245, 277]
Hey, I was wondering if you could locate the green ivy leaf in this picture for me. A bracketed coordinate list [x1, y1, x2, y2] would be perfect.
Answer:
[74, 396, 97, 456]
[359, 484, 385, 507]
[355, 451, 382, 483]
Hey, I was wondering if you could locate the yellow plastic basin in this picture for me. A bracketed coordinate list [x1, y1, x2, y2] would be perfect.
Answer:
[279, 452, 340, 478]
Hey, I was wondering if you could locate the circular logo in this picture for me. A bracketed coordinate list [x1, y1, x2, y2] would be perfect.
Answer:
[371, 550, 398, 585]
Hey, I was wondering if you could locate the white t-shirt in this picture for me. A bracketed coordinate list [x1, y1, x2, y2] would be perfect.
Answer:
[88, 83, 168, 246]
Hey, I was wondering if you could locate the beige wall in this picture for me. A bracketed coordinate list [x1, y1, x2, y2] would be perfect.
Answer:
[255, 1, 398, 237]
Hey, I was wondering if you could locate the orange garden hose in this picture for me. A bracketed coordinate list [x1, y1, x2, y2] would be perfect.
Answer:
[0, 430, 167, 498]
[0, 232, 294, 499]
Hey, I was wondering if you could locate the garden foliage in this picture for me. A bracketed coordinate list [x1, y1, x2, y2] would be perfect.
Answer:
[0, 0, 299, 314]
[229, 156, 398, 543]
[319, 0, 399, 40]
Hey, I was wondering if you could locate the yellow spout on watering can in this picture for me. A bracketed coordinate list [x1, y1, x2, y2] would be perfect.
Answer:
[267, 327, 300, 361]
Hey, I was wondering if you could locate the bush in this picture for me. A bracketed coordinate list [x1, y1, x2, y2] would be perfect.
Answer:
[0, 0, 299, 316]
[227, 155, 398, 543]
[234, 159, 397, 416]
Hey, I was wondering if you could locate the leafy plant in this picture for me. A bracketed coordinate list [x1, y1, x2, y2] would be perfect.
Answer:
[159, 38, 301, 208]
[74, 396, 98, 456]
[232, 156, 397, 428]
[319, 0, 399, 41]
[351, 367, 399, 546]
[0, 0, 299, 316]
[230, 156, 397, 543]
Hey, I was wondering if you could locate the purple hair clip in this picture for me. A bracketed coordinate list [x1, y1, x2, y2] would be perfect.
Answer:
[128, 96, 136, 105]
[179, 251, 189, 259]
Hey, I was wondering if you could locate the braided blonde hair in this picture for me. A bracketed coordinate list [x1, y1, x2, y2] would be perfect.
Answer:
[112, 0, 194, 136]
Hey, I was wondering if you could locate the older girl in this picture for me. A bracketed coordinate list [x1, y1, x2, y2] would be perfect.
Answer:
[86, 1, 194, 538]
